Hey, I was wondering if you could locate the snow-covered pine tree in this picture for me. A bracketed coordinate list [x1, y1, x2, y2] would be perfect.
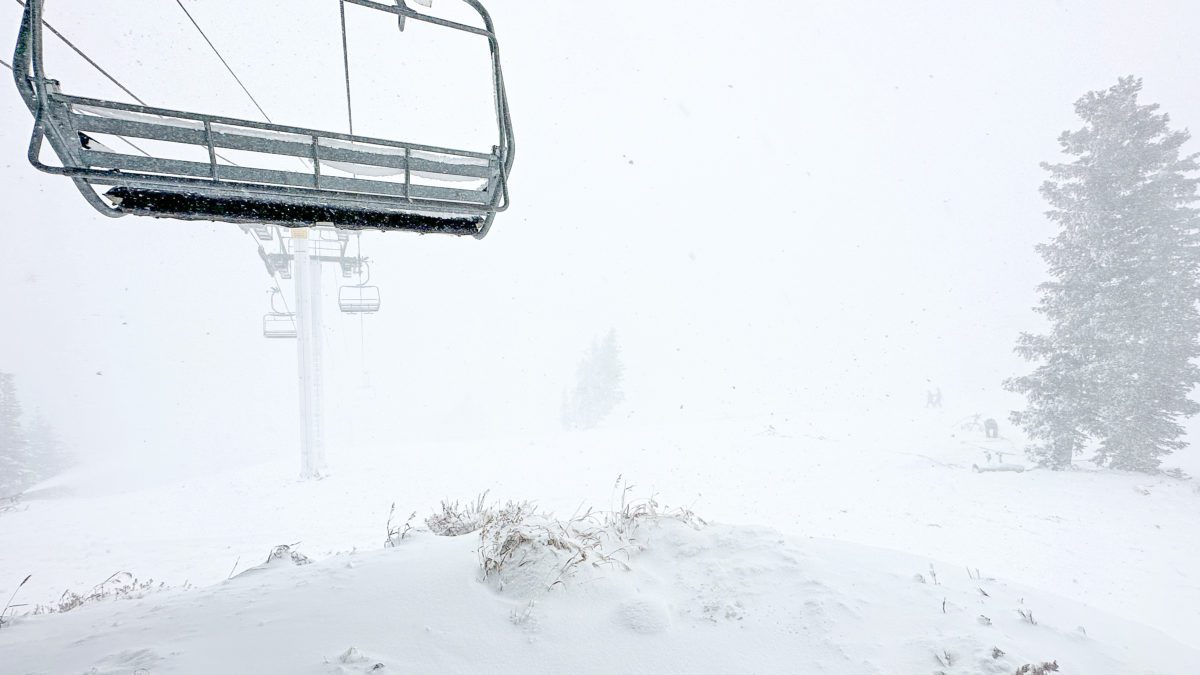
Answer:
[561, 330, 625, 431]
[0, 371, 34, 497]
[1006, 77, 1200, 472]
[26, 414, 71, 481]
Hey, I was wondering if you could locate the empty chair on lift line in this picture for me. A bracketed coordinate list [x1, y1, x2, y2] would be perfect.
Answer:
[11, 0, 514, 238]
[339, 261, 380, 314]
[338, 285, 381, 314]
[267, 253, 293, 280]
[263, 289, 297, 339]
[263, 312, 298, 339]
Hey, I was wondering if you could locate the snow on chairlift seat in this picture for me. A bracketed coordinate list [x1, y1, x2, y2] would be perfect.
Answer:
[11, 0, 514, 238]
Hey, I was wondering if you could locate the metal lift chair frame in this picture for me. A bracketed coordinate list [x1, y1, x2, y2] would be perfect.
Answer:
[263, 289, 298, 339]
[338, 261, 381, 313]
[12, 0, 514, 238]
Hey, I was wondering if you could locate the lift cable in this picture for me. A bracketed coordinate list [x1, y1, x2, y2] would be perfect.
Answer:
[11, 0, 155, 156]
[5, 1, 260, 164]
[171, 0, 273, 123]
[14, 0, 147, 105]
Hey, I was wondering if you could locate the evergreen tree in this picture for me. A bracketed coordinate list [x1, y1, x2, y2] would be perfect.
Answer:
[26, 413, 71, 479]
[1006, 77, 1200, 472]
[0, 371, 33, 497]
[561, 330, 625, 431]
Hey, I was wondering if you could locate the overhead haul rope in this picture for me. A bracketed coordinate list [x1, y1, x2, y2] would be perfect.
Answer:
[11, 0, 152, 157]
[9, 0, 254, 167]
[14, 0, 147, 105]
[171, 0, 273, 123]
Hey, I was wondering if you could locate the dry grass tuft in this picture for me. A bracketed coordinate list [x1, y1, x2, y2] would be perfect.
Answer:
[476, 477, 704, 594]
[427, 491, 491, 537]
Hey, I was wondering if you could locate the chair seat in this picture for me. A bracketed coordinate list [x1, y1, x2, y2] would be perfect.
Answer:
[105, 187, 486, 235]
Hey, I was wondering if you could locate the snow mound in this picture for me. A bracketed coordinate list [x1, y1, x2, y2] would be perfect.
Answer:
[1, 514, 1194, 674]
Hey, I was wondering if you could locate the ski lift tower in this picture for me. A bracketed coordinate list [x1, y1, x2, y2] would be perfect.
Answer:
[292, 227, 326, 479]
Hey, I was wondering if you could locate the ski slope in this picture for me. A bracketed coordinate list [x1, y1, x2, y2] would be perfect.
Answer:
[3, 519, 1195, 674]
[2, 413, 1198, 673]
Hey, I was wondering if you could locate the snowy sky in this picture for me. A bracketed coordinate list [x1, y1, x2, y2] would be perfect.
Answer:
[2, 0, 1199, 477]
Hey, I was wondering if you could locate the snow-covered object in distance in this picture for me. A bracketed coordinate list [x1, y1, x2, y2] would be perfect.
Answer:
[233, 544, 313, 578]
[973, 463, 1027, 474]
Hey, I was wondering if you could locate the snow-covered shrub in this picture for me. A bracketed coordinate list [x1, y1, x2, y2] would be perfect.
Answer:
[0, 574, 31, 629]
[264, 544, 311, 567]
[426, 491, 490, 537]
[230, 545, 312, 579]
[0, 495, 23, 517]
[477, 501, 576, 593]
[477, 484, 703, 596]
[384, 503, 416, 547]
[31, 572, 164, 615]
[601, 482, 705, 547]
[1014, 662, 1059, 675]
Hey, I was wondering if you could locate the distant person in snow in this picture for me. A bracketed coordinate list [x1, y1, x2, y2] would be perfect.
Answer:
[984, 418, 999, 439]
[926, 388, 943, 408]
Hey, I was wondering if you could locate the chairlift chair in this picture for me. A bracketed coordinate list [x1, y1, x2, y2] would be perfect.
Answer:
[12, 0, 514, 238]
[263, 312, 298, 339]
[338, 285, 382, 314]
[338, 261, 381, 313]
[263, 289, 297, 338]
[267, 253, 293, 279]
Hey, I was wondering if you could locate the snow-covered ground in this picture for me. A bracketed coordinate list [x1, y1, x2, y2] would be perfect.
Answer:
[2, 411, 1197, 673]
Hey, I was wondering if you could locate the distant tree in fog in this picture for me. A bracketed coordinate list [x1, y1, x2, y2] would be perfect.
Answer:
[25, 414, 71, 480]
[561, 330, 625, 431]
[1006, 77, 1200, 472]
[0, 371, 34, 497]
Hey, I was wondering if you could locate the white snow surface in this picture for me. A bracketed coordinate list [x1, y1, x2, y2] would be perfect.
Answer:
[2, 413, 1198, 673]
[2, 520, 1195, 674]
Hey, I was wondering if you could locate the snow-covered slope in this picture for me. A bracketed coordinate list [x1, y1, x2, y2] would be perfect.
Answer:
[2, 517, 1195, 674]
[1, 413, 1199, 673]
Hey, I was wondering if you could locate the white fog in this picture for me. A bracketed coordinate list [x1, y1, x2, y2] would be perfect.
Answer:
[1, 1, 1198, 673]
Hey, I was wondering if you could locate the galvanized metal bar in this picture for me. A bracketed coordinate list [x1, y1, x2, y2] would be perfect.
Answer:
[203, 119, 219, 181]
[58, 93, 494, 159]
[342, 0, 493, 38]
[311, 135, 321, 189]
[404, 147, 411, 202]
[71, 112, 495, 179]
[78, 150, 491, 204]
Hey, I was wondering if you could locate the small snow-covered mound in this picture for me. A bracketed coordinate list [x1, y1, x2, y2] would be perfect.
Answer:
[0, 509, 1193, 674]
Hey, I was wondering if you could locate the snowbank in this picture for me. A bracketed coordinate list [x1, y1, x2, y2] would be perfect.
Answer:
[1, 515, 1194, 674]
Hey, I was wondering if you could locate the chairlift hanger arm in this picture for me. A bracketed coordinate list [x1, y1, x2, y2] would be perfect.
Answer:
[12, 0, 122, 217]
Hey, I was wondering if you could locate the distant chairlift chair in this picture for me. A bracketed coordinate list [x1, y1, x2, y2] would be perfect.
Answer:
[338, 261, 381, 314]
[263, 289, 297, 339]
[12, 0, 514, 238]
